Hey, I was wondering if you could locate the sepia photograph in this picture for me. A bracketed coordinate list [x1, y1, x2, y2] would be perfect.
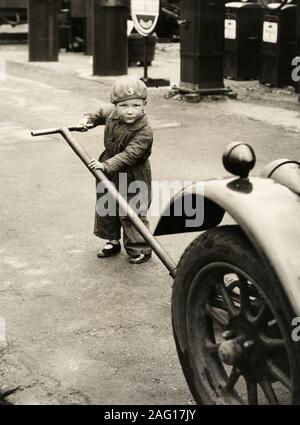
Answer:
[0, 0, 300, 410]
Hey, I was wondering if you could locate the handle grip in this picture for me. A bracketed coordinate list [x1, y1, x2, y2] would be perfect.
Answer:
[31, 124, 94, 137]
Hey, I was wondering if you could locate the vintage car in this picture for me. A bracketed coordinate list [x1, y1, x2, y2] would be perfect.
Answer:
[155, 142, 300, 405]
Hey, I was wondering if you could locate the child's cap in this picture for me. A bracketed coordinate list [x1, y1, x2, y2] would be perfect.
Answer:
[110, 76, 147, 104]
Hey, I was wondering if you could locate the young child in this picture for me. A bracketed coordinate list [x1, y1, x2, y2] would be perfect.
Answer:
[80, 76, 152, 264]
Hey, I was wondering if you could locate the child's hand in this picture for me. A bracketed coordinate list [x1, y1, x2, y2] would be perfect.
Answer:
[88, 159, 105, 171]
[77, 116, 92, 131]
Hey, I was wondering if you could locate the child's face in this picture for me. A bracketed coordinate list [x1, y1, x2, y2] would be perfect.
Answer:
[116, 98, 145, 124]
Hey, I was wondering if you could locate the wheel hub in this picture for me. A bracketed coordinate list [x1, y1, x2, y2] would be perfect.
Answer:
[218, 316, 266, 381]
[218, 338, 243, 365]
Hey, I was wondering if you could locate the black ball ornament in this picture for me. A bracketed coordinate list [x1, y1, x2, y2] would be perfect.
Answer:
[223, 142, 256, 178]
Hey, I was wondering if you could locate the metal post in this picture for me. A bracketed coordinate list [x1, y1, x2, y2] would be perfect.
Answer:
[93, 0, 129, 76]
[143, 36, 148, 80]
[28, 0, 60, 62]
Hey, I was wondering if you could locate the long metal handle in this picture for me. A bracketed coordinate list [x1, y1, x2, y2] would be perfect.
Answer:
[32, 126, 177, 279]
[31, 124, 93, 137]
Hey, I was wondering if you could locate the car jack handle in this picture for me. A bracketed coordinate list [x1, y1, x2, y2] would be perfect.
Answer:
[31, 125, 177, 280]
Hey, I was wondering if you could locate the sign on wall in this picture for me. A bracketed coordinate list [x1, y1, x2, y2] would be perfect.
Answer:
[263, 21, 278, 44]
[225, 19, 236, 40]
[131, 0, 160, 36]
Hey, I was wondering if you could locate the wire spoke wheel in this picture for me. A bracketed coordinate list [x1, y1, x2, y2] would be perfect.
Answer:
[172, 226, 300, 405]
[187, 263, 291, 405]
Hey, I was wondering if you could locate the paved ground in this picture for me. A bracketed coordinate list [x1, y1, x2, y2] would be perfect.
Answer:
[0, 43, 300, 405]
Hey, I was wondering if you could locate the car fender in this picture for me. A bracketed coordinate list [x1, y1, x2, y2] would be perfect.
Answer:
[154, 176, 300, 316]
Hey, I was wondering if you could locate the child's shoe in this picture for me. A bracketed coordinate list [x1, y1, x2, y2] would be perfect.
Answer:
[128, 252, 151, 264]
[97, 242, 121, 258]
